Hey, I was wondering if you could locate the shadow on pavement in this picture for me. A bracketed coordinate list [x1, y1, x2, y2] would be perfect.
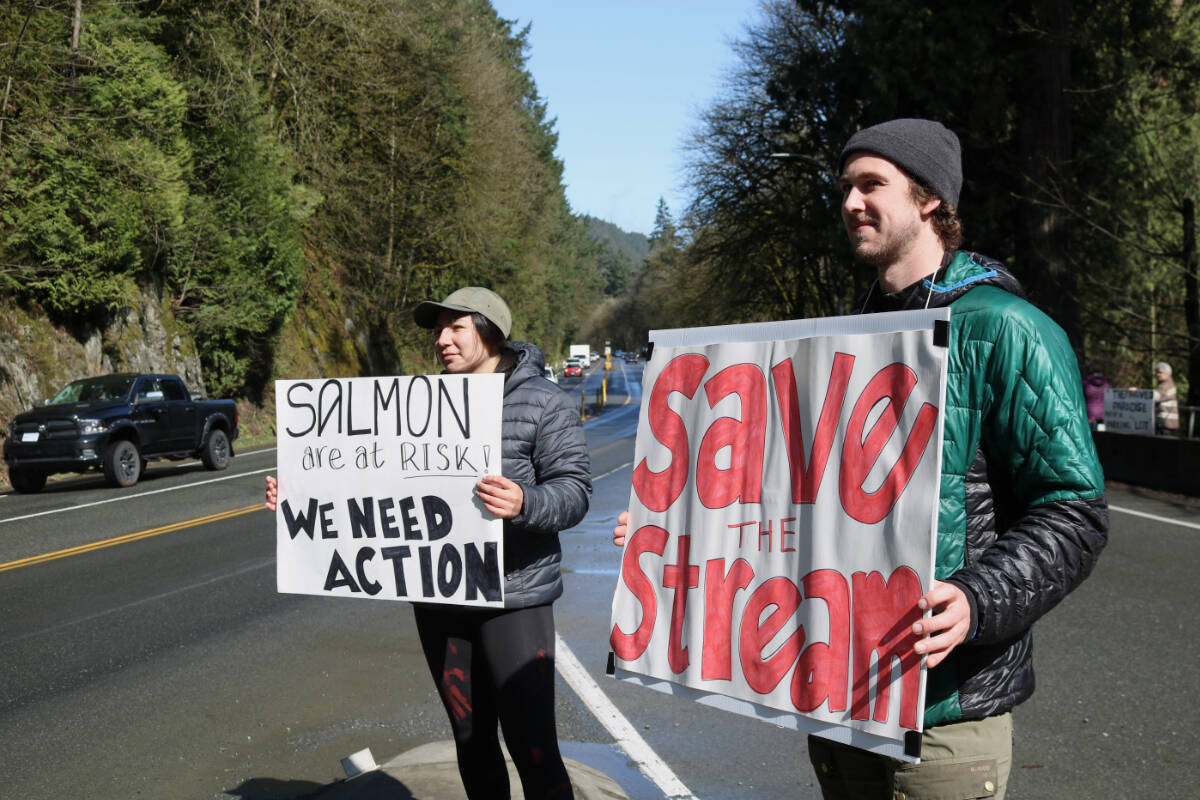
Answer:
[227, 773, 416, 800]
[229, 740, 632, 800]
[225, 777, 327, 799]
[294, 771, 415, 800]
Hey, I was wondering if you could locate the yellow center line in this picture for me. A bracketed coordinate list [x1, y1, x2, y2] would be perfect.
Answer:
[0, 504, 266, 573]
[617, 360, 634, 406]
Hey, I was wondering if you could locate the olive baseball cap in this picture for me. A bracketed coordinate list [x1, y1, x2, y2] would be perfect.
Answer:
[413, 286, 512, 338]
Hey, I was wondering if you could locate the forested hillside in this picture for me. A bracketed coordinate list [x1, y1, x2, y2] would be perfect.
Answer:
[584, 215, 649, 265]
[5, 0, 1199, 427]
[0, 0, 606, 417]
[581, 215, 648, 302]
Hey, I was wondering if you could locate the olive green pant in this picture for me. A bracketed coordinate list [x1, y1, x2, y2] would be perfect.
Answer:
[808, 713, 1013, 800]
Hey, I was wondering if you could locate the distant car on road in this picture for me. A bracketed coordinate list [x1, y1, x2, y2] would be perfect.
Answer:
[563, 363, 582, 378]
[543, 366, 558, 384]
[4, 373, 238, 493]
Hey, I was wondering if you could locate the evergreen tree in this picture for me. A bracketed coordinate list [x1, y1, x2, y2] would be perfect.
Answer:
[672, 0, 1200, 395]
[649, 197, 676, 246]
[0, 0, 610, 395]
[597, 245, 637, 296]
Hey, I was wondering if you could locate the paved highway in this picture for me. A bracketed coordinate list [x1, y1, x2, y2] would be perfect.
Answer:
[1, 358, 1196, 798]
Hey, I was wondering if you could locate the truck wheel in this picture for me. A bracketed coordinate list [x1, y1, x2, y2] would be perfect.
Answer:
[201, 429, 231, 471]
[103, 440, 142, 487]
[9, 467, 47, 493]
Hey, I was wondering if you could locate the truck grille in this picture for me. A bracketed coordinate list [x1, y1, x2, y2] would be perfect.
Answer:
[12, 419, 80, 439]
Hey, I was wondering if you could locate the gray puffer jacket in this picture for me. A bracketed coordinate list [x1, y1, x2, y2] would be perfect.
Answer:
[497, 341, 592, 607]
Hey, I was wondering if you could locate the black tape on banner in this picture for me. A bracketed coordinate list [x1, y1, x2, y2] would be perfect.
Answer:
[905, 730, 923, 759]
[606, 651, 616, 676]
[933, 319, 949, 348]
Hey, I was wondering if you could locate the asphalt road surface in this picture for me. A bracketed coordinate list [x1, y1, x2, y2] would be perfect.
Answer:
[1, 358, 1196, 798]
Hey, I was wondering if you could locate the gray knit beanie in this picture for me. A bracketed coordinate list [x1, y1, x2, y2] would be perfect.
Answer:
[839, 118, 962, 208]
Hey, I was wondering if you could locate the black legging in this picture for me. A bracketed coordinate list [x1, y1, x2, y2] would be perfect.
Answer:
[413, 602, 573, 800]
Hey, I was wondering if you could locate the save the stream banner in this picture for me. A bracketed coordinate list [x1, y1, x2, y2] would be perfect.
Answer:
[275, 374, 505, 608]
[609, 309, 949, 760]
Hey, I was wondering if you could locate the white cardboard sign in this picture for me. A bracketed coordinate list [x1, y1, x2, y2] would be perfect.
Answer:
[275, 374, 505, 607]
[1103, 388, 1154, 435]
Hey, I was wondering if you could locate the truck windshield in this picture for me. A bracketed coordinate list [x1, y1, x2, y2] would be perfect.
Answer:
[50, 376, 135, 404]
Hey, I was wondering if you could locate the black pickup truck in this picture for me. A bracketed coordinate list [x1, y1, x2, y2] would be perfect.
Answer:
[4, 373, 238, 493]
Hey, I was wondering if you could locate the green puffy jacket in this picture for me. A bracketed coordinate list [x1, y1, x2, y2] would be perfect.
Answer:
[862, 250, 1108, 727]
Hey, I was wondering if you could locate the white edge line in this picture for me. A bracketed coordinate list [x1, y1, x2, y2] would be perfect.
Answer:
[555, 634, 697, 800]
[593, 461, 633, 482]
[1108, 503, 1200, 531]
[3, 450, 626, 528]
[590, 478, 1200, 533]
[1, 458, 276, 525]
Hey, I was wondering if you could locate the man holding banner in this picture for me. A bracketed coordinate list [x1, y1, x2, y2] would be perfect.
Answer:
[612, 119, 1108, 799]
[821, 118, 1109, 797]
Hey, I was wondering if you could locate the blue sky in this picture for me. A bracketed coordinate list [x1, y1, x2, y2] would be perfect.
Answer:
[490, 0, 762, 235]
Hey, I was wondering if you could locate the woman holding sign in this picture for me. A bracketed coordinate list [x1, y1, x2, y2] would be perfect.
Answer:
[269, 286, 590, 799]
[411, 286, 591, 800]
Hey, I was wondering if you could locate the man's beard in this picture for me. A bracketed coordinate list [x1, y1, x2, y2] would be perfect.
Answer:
[848, 216, 922, 268]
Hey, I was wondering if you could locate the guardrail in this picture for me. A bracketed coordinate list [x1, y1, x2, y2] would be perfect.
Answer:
[1182, 405, 1200, 438]
[1093, 428, 1200, 496]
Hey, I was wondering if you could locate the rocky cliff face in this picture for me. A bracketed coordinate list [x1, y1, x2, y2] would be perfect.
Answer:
[0, 285, 205, 430]
[1, 277, 412, 481]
